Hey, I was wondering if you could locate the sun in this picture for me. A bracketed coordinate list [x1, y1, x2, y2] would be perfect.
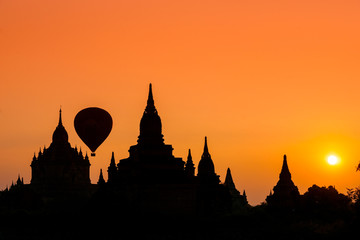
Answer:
[327, 155, 339, 165]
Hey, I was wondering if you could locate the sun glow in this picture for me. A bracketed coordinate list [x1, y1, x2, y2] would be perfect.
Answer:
[327, 155, 339, 165]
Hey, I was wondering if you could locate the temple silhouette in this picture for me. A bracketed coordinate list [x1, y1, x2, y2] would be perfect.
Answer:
[1, 84, 358, 239]
[266, 154, 300, 209]
[30, 109, 93, 199]
[5, 84, 248, 215]
[102, 84, 247, 214]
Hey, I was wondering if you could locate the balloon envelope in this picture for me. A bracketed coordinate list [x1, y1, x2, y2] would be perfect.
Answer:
[74, 107, 112, 155]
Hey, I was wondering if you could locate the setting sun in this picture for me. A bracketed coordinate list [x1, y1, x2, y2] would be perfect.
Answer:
[327, 155, 339, 166]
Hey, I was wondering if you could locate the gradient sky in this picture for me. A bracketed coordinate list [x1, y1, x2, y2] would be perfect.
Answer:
[1, 0, 360, 205]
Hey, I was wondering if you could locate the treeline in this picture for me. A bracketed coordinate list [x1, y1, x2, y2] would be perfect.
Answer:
[0, 183, 360, 239]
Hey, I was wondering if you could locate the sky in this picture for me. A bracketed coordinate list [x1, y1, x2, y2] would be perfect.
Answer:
[1, 0, 360, 205]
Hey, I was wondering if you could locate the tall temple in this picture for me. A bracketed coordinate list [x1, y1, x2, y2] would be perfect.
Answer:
[30, 109, 92, 197]
[110, 84, 185, 184]
[104, 84, 233, 214]
[266, 155, 300, 208]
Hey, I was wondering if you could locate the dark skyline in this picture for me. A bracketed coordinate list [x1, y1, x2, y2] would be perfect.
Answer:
[1, 1, 360, 206]
[0, 85, 357, 239]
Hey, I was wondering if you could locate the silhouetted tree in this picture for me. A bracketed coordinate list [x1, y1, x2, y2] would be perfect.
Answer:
[302, 185, 351, 218]
[347, 187, 360, 202]
[347, 187, 360, 214]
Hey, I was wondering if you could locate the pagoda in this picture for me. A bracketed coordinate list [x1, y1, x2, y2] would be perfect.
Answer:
[266, 155, 300, 208]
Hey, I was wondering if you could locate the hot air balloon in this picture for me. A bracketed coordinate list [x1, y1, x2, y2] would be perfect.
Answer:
[74, 107, 112, 156]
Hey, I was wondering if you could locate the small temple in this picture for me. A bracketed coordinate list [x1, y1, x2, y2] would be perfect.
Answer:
[266, 155, 300, 208]
[110, 84, 185, 184]
[104, 84, 239, 214]
[224, 168, 248, 209]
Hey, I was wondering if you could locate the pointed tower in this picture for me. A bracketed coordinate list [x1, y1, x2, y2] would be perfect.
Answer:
[198, 137, 215, 177]
[279, 154, 291, 182]
[117, 84, 185, 184]
[52, 108, 69, 145]
[138, 83, 164, 146]
[266, 155, 300, 208]
[184, 149, 195, 178]
[16, 174, 23, 186]
[275, 155, 298, 191]
[243, 190, 248, 203]
[224, 168, 240, 196]
[98, 169, 105, 185]
[79, 147, 84, 158]
[223, 168, 248, 209]
[197, 137, 219, 183]
[38, 148, 42, 159]
[107, 152, 117, 183]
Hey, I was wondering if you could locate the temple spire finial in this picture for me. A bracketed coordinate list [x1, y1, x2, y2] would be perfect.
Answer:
[202, 136, 210, 157]
[185, 149, 195, 177]
[280, 154, 291, 180]
[147, 83, 154, 107]
[224, 168, 235, 188]
[198, 136, 218, 181]
[282, 155, 289, 171]
[138, 83, 163, 145]
[144, 83, 157, 114]
[110, 152, 116, 166]
[58, 107, 63, 126]
[97, 169, 105, 185]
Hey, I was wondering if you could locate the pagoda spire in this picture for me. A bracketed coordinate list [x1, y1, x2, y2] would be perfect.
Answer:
[138, 84, 163, 145]
[97, 169, 105, 185]
[224, 167, 240, 195]
[243, 190, 248, 204]
[79, 147, 83, 158]
[202, 136, 211, 159]
[197, 137, 217, 181]
[187, 149, 193, 162]
[84, 152, 89, 161]
[58, 107, 63, 126]
[145, 83, 156, 113]
[185, 149, 195, 177]
[224, 168, 235, 189]
[148, 83, 154, 105]
[110, 152, 116, 166]
[52, 108, 69, 144]
[108, 152, 117, 183]
[279, 154, 291, 181]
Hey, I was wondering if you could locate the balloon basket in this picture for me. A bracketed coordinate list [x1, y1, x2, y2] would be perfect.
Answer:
[91, 152, 96, 157]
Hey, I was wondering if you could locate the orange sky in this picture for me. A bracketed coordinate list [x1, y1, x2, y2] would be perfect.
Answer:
[1, 0, 360, 205]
